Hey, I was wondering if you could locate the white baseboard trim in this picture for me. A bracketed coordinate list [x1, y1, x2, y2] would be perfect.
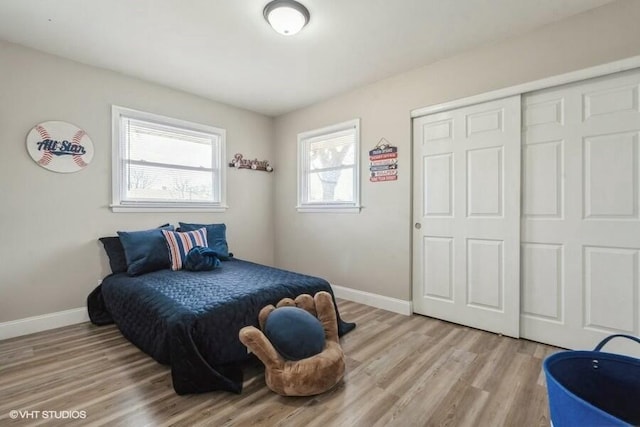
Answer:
[331, 285, 412, 316]
[0, 308, 89, 341]
[0, 288, 413, 340]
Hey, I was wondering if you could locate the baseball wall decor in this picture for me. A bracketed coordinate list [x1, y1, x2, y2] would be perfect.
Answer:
[26, 121, 94, 173]
[228, 153, 273, 172]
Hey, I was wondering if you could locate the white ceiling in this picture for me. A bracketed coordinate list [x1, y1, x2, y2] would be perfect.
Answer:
[0, 0, 614, 116]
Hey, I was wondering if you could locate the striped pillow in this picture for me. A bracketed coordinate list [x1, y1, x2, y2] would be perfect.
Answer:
[162, 228, 208, 270]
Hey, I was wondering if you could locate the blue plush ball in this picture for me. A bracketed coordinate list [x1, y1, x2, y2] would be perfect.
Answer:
[263, 306, 326, 361]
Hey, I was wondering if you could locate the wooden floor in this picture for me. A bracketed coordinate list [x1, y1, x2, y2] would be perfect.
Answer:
[0, 300, 559, 427]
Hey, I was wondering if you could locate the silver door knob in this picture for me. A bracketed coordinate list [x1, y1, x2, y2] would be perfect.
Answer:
[415, 223, 421, 229]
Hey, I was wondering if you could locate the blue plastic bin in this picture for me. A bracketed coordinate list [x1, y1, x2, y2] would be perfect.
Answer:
[543, 334, 640, 427]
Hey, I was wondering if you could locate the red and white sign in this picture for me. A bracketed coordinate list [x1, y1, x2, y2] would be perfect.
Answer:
[370, 175, 398, 182]
[26, 121, 94, 173]
[369, 141, 398, 182]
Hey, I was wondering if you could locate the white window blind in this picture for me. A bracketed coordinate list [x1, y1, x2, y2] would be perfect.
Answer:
[298, 119, 360, 212]
[112, 106, 226, 212]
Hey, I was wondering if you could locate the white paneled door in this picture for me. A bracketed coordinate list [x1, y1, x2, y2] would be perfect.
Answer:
[412, 96, 521, 337]
[521, 70, 640, 354]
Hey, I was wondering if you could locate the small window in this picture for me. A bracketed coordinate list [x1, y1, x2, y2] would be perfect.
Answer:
[297, 119, 360, 213]
[111, 106, 226, 212]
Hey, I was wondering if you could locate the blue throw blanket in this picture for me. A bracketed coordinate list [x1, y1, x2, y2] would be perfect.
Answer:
[87, 258, 355, 394]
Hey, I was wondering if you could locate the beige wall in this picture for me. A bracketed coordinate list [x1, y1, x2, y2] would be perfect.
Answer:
[0, 41, 275, 322]
[2, 0, 640, 324]
[273, 0, 640, 301]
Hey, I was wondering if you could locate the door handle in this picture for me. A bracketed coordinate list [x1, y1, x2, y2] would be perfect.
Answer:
[415, 223, 421, 229]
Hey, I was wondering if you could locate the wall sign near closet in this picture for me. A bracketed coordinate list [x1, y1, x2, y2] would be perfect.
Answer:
[369, 138, 397, 182]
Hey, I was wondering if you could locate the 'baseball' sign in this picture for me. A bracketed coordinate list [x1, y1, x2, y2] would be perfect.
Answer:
[26, 121, 94, 173]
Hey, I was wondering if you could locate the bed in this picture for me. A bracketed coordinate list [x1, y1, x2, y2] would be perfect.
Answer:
[87, 258, 355, 394]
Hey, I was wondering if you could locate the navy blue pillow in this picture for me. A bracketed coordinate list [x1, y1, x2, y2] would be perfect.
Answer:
[117, 225, 174, 276]
[99, 224, 170, 274]
[179, 222, 230, 259]
[184, 246, 221, 271]
[263, 307, 326, 361]
[99, 236, 127, 274]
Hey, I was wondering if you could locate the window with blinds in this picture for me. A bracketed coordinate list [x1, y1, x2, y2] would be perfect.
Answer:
[111, 106, 226, 212]
[297, 119, 361, 212]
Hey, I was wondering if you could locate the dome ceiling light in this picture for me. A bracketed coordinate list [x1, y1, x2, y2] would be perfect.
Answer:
[263, 0, 310, 36]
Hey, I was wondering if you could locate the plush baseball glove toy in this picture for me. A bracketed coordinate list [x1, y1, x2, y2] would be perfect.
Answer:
[239, 291, 345, 396]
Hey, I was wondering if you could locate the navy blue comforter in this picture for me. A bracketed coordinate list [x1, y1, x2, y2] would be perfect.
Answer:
[87, 259, 355, 394]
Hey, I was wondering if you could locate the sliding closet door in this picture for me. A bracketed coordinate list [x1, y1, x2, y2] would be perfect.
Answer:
[521, 69, 640, 354]
[412, 96, 521, 337]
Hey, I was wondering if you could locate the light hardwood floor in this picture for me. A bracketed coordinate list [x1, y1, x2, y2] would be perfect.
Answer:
[0, 300, 559, 426]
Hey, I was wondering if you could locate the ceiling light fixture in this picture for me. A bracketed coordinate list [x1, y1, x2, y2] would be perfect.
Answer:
[263, 0, 310, 36]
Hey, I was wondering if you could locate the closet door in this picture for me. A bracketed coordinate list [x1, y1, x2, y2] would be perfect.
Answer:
[412, 96, 521, 337]
[521, 69, 640, 354]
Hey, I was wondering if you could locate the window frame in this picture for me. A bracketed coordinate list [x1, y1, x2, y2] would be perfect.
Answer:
[297, 118, 361, 213]
[111, 105, 227, 212]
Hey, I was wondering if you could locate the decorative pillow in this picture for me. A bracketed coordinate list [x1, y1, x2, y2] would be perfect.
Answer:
[117, 225, 174, 276]
[263, 306, 326, 361]
[162, 228, 208, 270]
[99, 236, 127, 274]
[100, 224, 171, 274]
[184, 246, 221, 271]
[179, 222, 230, 259]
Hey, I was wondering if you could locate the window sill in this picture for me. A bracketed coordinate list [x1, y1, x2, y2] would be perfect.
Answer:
[111, 204, 228, 213]
[296, 205, 361, 214]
